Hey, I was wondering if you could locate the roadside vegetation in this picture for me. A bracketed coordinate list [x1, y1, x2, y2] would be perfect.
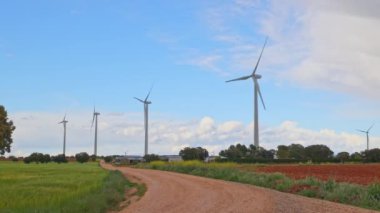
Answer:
[136, 161, 380, 211]
[0, 161, 129, 213]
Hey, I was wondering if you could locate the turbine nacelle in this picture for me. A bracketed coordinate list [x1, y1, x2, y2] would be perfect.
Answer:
[59, 114, 68, 124]
[254, 74, 262, 79]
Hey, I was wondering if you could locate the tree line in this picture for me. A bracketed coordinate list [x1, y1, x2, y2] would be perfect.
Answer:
[20, 152, 95, 164]
[178, 144, 380, 163]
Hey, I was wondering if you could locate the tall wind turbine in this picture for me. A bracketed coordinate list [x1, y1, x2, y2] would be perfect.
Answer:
[91, 107, 100, 156]
[134, 87, 153, 156]
[226, 37, 268, 148]
[58, 114, 68, 155]
[357, 124, 375, 151]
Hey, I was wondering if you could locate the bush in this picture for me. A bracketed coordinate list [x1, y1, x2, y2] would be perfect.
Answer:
[75, 152, 90, 163]
[143, 154, 160, 162]
[52, 154, 68, 163]
[43, 154, 51, 163]
[8, 155, 18, 162]
[23, 157, 31, 164]
[179, 147, 209, 161]
[23, 152, 51, 164]
[368, 184, 380, 201]
[90, 155, 97, 162]
[104, 156, 113, 163]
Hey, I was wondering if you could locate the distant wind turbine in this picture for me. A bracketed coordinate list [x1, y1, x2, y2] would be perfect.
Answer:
[357, 124, 375, 151]
[134, 86, 153, 156]
[58, 114, 68, 155]
[91, 107, 100, 156]
[226, 37, 268, 148]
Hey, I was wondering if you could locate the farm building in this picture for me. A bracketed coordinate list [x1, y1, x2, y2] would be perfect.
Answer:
[114, 155, 144, 165]
[160, 155, 183, 162]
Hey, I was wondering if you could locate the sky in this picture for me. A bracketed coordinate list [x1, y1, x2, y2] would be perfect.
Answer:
[1, 0, 380, 157]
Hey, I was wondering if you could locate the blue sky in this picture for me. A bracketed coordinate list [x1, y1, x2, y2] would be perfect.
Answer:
[1, 0, 380, 156]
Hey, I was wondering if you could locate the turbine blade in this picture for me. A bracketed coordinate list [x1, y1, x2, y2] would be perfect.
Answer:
[134, 97, 145, 103]
[368, 123, 375, 132]
[225, 75, 251, 83]
[252, 36, 268, 75]
[145, 85, 154, 102]
[254, 79, 266, 110]
[356, 129, 366, 133]
[91, 106, 96, 128]
[91, 114, 95, 129]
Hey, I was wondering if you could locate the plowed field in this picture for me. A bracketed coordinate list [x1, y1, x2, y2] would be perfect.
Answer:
[256, 164, 380, 185]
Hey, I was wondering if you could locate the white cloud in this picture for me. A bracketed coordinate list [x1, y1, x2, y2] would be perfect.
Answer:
[276, 1, 380, 99]
[5, 111, 379, 157]
[194, 0, 380, 100]
[261, 121, 379, 153]
[185, 54, 225, 75]
[263, 1, 380, 99]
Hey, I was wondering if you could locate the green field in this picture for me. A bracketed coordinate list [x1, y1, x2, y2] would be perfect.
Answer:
[0, 162, 127, 213]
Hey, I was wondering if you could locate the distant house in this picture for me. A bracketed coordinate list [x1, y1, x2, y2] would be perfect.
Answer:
[160, 155, 183, 162]
[205, 156, 218, 163]
[114, 155, 144, 165]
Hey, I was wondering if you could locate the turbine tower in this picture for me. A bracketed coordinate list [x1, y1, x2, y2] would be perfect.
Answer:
[58, 114, 68, 156]
[91, 107, 100, 157]
[357, 124, 374, 151]
[226, 37, 268, 148]
[134, 87, 153, 156]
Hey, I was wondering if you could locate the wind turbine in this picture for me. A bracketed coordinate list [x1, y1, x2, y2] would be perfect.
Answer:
[226, 37, 268, 148]
[357, 124, 375, 151]
[134, 86, 153, 156]
[91, 107, 100, 157]
[58, 114, 68, 156]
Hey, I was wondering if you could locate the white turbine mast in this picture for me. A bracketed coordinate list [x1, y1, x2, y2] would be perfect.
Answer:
[58, 114, 68, 156]
[134, 86, 153, 156]
[91, 106, 100, 156]
[226, 37, 268, 148]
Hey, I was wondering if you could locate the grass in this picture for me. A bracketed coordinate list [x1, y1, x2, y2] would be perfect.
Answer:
[136, 161, 380, 211]
[0, 161, 130, 213]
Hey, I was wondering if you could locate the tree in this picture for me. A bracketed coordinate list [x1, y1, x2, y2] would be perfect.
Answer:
[52, 154, 67, 163]
[304, 144, 334, 161]
[219, 144, 245, 160]
[143, 154, 161, 162]
[43, 154, 51, 163]
[8, 155, 18, 162]
[276, 145, 290, 159]
[350, 152, 363, 161]
[23, 157, 32, 164]
[336, 152, 350, 163]
[288, 144, 305, 160]
[23, 153, 51, 164]
[362, 148, 380, 162]
[75, 152, 90, 163]
[179, 147, 209, 161]
[219, 144, 274, 161]
[104, 156, 114, 163]
[0, 105, 16, 155]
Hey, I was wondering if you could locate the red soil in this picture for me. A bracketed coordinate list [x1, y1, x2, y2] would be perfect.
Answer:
[256, 164, 380, 185]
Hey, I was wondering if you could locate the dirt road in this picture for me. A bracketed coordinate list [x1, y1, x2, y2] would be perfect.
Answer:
[101, 163, 377, 213]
